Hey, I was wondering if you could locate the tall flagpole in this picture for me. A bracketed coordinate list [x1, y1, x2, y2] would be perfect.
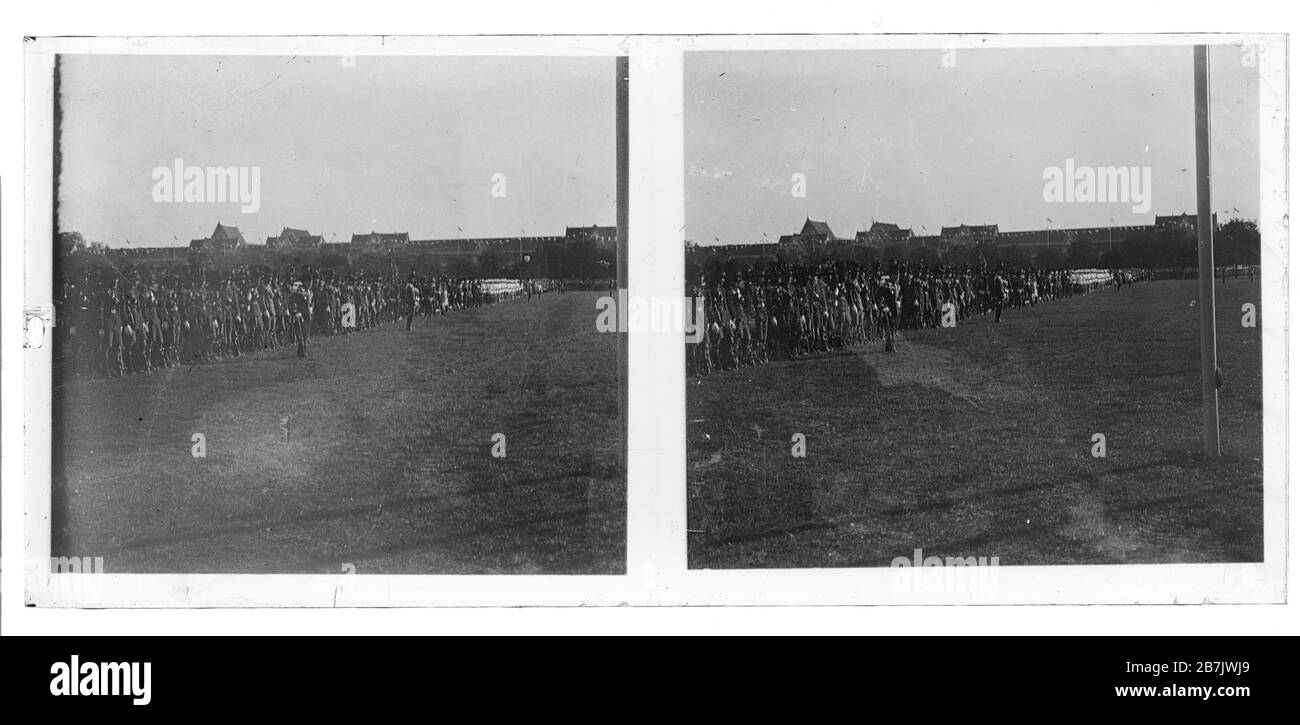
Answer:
[1194, 45, 1221, 457]
[616, 54, 630, 490]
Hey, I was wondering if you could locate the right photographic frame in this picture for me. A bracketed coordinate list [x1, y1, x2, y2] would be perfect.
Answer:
[680, 35, 1286, 598]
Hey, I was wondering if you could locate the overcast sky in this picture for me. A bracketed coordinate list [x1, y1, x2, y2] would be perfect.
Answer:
[58, 54, 615, 247]
[685, 45, 1261, 245]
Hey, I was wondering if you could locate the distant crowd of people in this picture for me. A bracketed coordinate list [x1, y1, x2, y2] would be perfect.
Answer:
[56, 268, 557, 377]
[687, 261, 1151, 375]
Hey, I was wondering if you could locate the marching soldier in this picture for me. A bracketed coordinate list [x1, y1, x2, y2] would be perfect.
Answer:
[403, 275, 421, 331]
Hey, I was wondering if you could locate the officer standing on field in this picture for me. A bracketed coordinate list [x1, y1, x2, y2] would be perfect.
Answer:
[289, 281, 311, 358]
[991, 268, 1008, 323]
[403, 274, 420, 331]
[877, 273, 900, 353]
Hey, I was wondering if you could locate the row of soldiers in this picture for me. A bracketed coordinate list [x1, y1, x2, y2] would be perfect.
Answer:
[56, 267, 538, 377]
[686, 261, 1129, 375]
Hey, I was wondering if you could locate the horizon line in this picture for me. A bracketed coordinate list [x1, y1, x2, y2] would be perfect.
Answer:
[692, 210, 1249, 245]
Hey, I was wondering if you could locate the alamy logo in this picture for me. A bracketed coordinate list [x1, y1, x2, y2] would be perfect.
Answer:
[595, 292, 706, 343]
[50, 655, 151, 706]
[889, 547, 1000, 594]
[50, 555, 104, 573]
[37, 555, 107, 595]
[1042, 159, 1151, 214]
[151, 159, 261, 213]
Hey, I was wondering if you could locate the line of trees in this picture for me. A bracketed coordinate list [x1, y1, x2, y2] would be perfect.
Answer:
[1097, 219, 1261, 268]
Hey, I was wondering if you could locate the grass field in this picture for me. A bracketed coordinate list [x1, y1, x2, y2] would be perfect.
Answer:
[686, 279, 1264, 569]
[52, 291, 625, 574]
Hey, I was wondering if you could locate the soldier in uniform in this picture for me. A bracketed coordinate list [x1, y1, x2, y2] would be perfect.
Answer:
[102, 281, 125, 376]
[140, 285, 163, 371]
[403, 275, 421, 331]
[877, 273, 900, 353]
[991, 268, 1009, 323]
[289, 281, 311, 358]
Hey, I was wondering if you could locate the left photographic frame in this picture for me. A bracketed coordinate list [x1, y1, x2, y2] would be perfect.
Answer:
[24, 37, 629, 606]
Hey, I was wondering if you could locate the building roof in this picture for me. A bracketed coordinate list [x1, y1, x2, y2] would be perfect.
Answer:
[211, 222, 245, 243]
[266, 227, 323, 247]
[863, 221, 913, 240]
[799, 218, 837, 240]
[191, 222, 246, 250]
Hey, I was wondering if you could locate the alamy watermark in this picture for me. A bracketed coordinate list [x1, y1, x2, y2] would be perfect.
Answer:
[1042, 159, 1151, 214]
[151, 158, 261, 213]
[29, 555, 107, 595]
[595, 292, 705, 343]
[889, 547, 1001, 594]
[50, 655, 151, 706]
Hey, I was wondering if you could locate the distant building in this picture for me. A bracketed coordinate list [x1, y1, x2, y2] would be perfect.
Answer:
[801, 217, 838, 244]
[565, 225, 617, 246]
[408, 236, 559, 256]
[994, 229, 1059, 258]
[692, 243, 773, 261]
[266, 227, 324, 249]
[779, 217, 838, 245]
[109, 246, 186, 260]
[939, 224, 999, 244]
[189, 222, 247, 252]
[350, 231, 411, 247]
[696, 212, 1235, 266]
[1155, 212, 1217, 240]
[855, 221, 913, 246]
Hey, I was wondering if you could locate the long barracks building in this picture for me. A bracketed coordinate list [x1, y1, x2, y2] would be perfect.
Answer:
[693, 214, 1218, 263]
[99, 223, 614, 260]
